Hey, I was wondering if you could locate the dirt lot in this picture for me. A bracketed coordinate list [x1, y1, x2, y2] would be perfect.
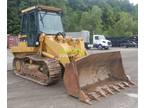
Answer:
[7, 48, 138, 108]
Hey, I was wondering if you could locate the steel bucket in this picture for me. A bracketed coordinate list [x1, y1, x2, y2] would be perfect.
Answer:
[64, 51, 134, 104]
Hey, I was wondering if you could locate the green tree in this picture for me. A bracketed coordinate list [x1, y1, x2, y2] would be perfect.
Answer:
[101, 4, 115, 35]
[112, 12, 135, 36]
[7, 0, 138, 37]
[80, 6, 103, 34]
[7, 7, 20, 34]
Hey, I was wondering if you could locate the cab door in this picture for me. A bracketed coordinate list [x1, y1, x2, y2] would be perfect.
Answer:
[28, 12, 38, 46]
[21, 11, 38, 47]
[93, 35, 99, 44]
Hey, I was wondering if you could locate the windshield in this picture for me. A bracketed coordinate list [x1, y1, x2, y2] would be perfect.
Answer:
[38, 11, 64, 34]
[98, 35, 106, 40]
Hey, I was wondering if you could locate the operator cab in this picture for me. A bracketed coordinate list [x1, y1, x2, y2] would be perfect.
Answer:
[21, 5, 64, 46]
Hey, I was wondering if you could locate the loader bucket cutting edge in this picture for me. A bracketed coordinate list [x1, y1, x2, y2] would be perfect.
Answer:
[64, 51, 134, 104]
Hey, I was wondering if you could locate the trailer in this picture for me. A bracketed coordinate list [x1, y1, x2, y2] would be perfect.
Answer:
[66, 30, 90, 49]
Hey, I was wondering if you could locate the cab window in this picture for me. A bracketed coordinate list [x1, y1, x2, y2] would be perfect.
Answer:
[95, 36, 99, 40]
[21, 14, 28, 33]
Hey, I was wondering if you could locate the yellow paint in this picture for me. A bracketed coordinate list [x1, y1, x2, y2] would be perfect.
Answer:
[11, 34, 87, 67]
[11, 42, 38, 53]
[43, 36, 70, 65]
[42, 51, 55, 58]
[15, 60, 21, 72]
[19, 34, 27, 38]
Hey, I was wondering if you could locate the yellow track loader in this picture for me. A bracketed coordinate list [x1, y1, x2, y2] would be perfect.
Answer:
[11, 5, 134, 104]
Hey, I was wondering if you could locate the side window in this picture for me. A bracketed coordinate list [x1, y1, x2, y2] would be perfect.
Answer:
[27, 12, 38, 46]
[29, 12, 36, 33]
[21, 14, 27, 33]
[95, 36, 99, 40]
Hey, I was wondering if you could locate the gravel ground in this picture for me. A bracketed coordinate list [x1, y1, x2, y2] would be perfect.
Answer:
[7, 48, 138, 108]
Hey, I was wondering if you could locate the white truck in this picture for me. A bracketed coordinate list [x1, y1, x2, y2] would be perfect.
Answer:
[66, 30, 90, 49]
[66, 31, 112, 50]
[88, 35, 112, 49]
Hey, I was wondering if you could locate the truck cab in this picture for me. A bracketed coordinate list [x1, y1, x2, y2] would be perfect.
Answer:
[93, 35, 112, 49]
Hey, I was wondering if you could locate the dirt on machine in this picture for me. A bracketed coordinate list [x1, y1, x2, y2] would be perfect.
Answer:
[11, 5, 134, 104]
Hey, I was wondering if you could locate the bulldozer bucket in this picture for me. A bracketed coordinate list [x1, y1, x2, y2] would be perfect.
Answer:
[64, 51, 134, 104]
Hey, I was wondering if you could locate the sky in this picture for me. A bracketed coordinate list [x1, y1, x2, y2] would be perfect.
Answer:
[129, 0, 138, 5]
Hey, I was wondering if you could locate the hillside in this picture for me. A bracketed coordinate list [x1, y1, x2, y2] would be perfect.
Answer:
[7, 0, 138, 37]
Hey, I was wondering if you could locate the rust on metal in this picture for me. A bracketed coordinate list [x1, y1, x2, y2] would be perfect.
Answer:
[102, 86, 115, 95]
[79, 90, 92, 104]
[21, 5, 63, 13]
[122, 82, 130, 87]
[88, 92, 100, 101]
[109, 85, 121, 92]
[117, 83, 125, 89]
[64, 51, 134, 104]
[13, 55, 62, 85]
[13, 51, 134, 104]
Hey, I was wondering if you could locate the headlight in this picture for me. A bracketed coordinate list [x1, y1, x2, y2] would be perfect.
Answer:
[36, 42, 39, 46]
[102, 41, 106, 43]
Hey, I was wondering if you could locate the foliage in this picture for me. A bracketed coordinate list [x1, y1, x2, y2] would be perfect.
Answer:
[7, 0, 138, 37]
